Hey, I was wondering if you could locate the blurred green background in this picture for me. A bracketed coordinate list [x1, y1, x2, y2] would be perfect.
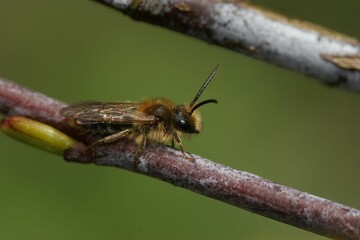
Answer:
[1, 1, 359, 239]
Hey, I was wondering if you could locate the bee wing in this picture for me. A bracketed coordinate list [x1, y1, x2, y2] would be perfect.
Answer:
[61, 102, 157, 124]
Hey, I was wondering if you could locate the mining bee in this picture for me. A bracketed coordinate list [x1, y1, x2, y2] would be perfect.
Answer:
[61, 65, 219, 165]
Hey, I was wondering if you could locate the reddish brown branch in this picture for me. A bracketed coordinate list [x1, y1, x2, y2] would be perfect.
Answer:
[1, 77, 359, 240]
[98, 0, 360, 92]
[0, 78, 69, 133]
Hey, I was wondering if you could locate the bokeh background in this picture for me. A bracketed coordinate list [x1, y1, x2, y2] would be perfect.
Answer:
[1, 1, 359, 239]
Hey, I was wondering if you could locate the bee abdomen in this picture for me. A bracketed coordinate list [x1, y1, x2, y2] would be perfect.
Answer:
[76, 123, 132, 137]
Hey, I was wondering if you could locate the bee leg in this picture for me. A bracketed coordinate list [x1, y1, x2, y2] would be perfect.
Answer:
[90, 129, 132, 147]
[133, 135, 147, 169]
[88, 129, 132, 160]
[178, 142, 195, 162]
[171, 131, 195, 162]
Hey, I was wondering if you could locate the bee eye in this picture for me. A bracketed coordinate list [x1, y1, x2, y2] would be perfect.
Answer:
[176, 118, 194, 133]
[173, 106, 197, 134]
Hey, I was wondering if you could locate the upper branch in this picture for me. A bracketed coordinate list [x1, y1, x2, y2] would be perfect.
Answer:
[1, 77, 359, 239]
[99, 0, 360, 91]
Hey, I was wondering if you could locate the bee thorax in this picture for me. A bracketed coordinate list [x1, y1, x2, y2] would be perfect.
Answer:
[144, 103, 173, 126]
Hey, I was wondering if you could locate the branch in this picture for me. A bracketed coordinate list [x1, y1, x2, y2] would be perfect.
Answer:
[1, 77, 359, 240]
[98, 0, 360, 91]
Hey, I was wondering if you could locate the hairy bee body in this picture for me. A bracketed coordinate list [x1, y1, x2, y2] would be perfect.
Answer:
[61, 65, 219, 165]
[64, 98, 201, 144]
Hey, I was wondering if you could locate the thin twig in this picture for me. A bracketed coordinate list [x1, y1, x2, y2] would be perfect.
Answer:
[1, 77, 359, 239]
[98, 0, 360, 91]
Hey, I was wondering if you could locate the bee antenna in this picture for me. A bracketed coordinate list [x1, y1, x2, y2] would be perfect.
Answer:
[190, 99, 218, 114]
[190, 64, 220, 107]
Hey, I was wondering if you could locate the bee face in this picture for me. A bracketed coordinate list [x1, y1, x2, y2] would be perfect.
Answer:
[173, 105, 200, 134]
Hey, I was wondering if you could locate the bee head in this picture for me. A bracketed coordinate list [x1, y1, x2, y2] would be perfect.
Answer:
[173, 100, 217, 134]
[173, 105, 199, 134]
[173, 65, 219, 134]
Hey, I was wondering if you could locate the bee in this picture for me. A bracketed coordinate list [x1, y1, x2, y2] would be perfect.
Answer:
[61, 65, 219, 165]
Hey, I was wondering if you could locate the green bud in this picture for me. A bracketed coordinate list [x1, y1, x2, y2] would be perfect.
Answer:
[1, 116, 77, 155]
